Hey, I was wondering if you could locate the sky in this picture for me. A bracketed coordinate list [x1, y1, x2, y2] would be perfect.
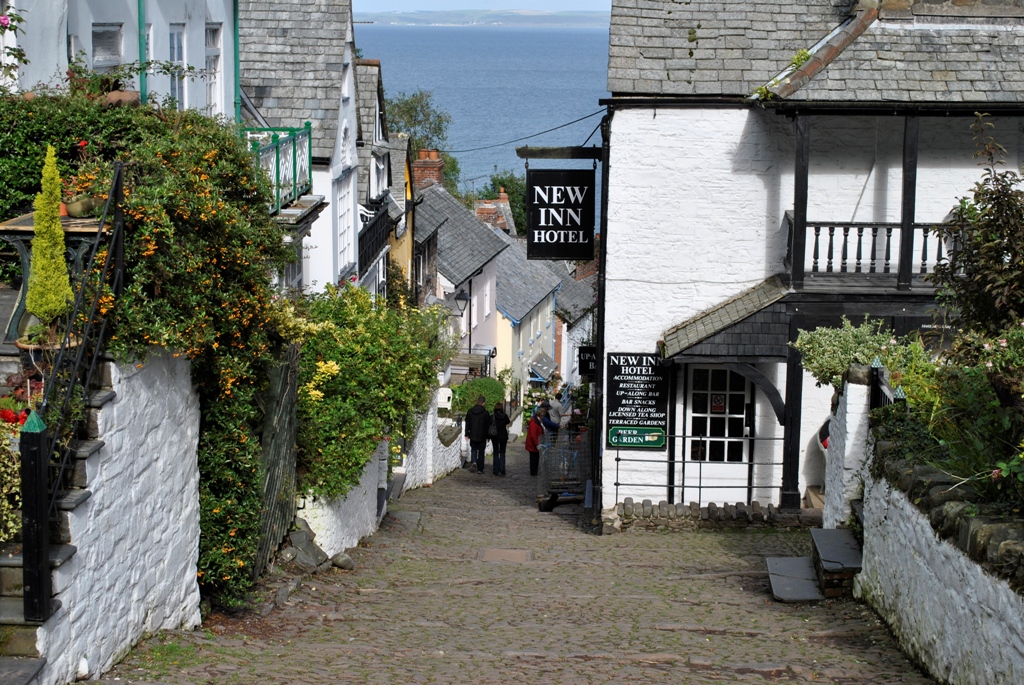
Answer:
[352, 1, 611, 11]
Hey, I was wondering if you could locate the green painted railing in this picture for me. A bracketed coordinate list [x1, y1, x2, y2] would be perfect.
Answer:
[243, 122, 313, 215]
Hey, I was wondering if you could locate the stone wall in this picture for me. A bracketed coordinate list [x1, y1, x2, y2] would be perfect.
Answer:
[38, 350, 202, 685]
[601, 496, 817, 534]
[823, 372, 871, 528]
[856, 469, 1024, 685]
[402, 391, 462, 492]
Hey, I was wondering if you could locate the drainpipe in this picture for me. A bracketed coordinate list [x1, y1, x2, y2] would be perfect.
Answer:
[137, 0, 146, 103]
[233, 0, 241, 122]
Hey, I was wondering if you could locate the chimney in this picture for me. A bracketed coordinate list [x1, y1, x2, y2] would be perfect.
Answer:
[411, 149, 444, 189]
[498, 186, 508, 203]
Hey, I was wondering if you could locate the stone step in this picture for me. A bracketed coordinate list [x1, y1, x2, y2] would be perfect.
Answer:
[86, 388, 116, 409]
[766, 557, 824, 602]
[0, 656, 46, 682]
[0, 543, 77, 571]
[65, 440, 104, 490]
[803, 485, 825, 509]
[810, 527, 862, 598]
[0, 596, 62, 627]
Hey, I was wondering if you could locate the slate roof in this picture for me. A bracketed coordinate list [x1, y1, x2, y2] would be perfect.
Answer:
[608, 0, 1024, 104]
[239, 0, 352, 160]
[555, 271, 597, 326]
[418, 182, 507, 285]
[661, 277, 789, 358]
[493, 230, 561, 323]
[355, 60, 389, 200]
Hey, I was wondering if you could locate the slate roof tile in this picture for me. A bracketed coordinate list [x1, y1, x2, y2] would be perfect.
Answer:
[492, 232, 561, 323]
[418, 182, 507, 286]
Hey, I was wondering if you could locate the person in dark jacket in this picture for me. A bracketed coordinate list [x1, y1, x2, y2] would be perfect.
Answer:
[524, 406, 548, 476]
[464, 395, 492, 474]
[490, 402, 511, 476]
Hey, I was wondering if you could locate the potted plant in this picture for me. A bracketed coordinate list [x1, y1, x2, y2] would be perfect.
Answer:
[18, 145, 74, 352]
[62, 142, 112, 218]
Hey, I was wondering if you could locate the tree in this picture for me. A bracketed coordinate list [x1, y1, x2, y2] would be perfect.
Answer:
[479, 170, 526, 235]
[26, 145, 73, 334]
[385, 89, 461, 195]
[932, 115, 1024, 334]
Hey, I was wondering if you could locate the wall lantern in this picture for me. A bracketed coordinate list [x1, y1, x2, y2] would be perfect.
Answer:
[454, 289, 471, 314]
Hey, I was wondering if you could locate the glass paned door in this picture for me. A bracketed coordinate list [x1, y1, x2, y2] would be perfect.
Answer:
[683, 366, 752, 505]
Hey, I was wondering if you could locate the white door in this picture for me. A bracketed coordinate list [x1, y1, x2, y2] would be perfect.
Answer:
[682, 366, 752, 505]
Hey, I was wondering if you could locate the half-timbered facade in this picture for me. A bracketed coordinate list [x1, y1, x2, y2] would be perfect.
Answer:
[600, 0, 1024, 512]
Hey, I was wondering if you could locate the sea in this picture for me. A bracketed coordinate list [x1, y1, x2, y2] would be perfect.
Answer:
[354, 25, 610, 195]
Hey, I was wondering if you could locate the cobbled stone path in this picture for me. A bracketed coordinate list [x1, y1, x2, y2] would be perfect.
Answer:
[100, 438, 934, 684]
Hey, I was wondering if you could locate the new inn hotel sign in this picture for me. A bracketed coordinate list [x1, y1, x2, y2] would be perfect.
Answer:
[526, 169, 596, 261]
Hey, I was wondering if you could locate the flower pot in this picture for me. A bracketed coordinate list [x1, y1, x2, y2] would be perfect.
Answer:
[65, 196, 102, 218]
[59, 202, 68, 217]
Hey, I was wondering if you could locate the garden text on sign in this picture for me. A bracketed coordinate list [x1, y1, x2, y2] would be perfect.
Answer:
[606, 353, 669, 449]
[526, 168, 596, 260]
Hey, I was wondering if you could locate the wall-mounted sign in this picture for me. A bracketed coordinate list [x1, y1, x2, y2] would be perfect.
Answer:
[711, 394, 726, 414]
[606, 353, 669, 450]
[577, 345, 597, 377]
[526, 168, 596, 261]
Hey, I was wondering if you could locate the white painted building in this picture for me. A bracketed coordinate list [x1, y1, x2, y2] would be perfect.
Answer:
[598, 0, 1024, 512]
[10, 0, 236, 117]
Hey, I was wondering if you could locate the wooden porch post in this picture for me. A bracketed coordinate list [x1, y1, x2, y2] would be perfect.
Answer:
[791, 115, 810, 289]
[898, 115, 919, 291]
[780, 319, 803, 510]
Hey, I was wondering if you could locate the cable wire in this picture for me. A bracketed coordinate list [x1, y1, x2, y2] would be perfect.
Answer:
[443, 109, 605, 154]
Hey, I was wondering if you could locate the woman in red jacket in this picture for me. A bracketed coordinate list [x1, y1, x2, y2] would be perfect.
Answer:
[524, 407, 548, 476]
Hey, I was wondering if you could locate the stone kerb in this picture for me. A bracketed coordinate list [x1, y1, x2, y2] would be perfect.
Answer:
[856, 464, 1024, 684]
[823, 364, 872, 529]
[36, 349, 202, 685]
[601, 497, 811, 534]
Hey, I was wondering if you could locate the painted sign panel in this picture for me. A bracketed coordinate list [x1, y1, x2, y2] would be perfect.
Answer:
[606, 353, 669, 450]
[578, 345, 597, 377]
[526, 168, 596, 261]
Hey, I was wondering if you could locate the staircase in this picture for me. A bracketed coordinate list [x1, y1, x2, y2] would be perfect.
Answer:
[0, 372, 115, 685]
[767, 502, 864, 603]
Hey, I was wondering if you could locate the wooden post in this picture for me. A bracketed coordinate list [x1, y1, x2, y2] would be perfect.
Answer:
[792, 115, 810, 289]
[20, 410, 51, 622]
[898, 115, 919, 291]
[781, 324, 803, 510]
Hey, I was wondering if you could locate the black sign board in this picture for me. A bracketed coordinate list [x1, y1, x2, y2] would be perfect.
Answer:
[606, 353, 670, 450]
[526, 168, 596, 261]
[577, 346, 597, 377]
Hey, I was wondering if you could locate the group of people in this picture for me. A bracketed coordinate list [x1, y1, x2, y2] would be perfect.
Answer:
[463, 392, 565, 477]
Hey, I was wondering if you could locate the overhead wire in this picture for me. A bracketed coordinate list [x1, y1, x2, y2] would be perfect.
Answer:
[442, 109, 605, 154]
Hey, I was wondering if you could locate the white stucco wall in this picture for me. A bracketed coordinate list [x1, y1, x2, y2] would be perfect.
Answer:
[38, 349, 202, 685]
[823, 381, 871, 528]
[401, 392, 462, 492]
[600, 106, 1011, 508]
[856, 471, 1024, 685]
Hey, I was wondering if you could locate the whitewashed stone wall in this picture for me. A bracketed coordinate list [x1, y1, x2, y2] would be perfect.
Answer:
[38, 349, 201, 685]
[823, 381, 871, 528]
[601, 107, 1006, 507]
[402, 392, 462, 492]
[855, 471, 1024, 684]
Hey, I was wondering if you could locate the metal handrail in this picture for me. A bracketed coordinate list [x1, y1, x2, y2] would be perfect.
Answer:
[243, 122, 313, 215]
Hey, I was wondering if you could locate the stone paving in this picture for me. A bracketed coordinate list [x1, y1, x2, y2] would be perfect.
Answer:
[99, 438, 934, 684]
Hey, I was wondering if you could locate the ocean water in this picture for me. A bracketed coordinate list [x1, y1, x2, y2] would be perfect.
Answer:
[355, 25, 610, 194]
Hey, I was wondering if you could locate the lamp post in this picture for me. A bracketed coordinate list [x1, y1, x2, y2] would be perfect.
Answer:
[454, 287, 472, 353]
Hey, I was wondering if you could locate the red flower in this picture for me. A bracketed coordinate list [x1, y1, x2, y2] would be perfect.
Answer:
[0, 409, 17, 424]
[78, 140, 88, 148]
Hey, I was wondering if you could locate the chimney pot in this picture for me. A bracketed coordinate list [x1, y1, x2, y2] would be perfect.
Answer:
[429, 149, 440, 161]
[418, 149, 429, 160]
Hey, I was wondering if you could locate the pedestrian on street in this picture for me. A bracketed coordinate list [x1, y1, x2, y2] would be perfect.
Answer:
[491, 402, 510, 476]
[539, 399, 560, 444]
[464, 395, 491, 474]
[524, 406, 548, 476]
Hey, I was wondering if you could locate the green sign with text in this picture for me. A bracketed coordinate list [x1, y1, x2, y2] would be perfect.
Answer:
[607, 426, 666, 449]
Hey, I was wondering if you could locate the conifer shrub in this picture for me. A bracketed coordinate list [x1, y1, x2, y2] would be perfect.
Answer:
[25, 145, 73, 330]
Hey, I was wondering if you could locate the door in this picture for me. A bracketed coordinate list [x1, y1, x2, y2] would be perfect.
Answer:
[683, 366, 753, 505]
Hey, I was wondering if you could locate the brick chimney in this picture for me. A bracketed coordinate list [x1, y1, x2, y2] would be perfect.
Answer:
[411, 149, 444, 189]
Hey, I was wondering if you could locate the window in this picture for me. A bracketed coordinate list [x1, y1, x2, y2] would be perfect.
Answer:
[414, 250, 425, 287]
[336, 177, 354, 272]
[205, 24, 222, 114]
[471, 292, 478, 329]
[145, 25, 152, 61]
[169, 24, 185, 110]
[67, 34, 82, 62]
[92, 24, 122, 72]
[687, 367, 750, 462]
[484, 281, 491, 317]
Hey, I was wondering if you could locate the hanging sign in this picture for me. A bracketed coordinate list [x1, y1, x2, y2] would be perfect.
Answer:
[526, 168, 595, 261]
[606, 353, 669, 450]
[577, 346, 597, 377]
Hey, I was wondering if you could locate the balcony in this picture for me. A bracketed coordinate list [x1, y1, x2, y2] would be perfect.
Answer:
[783, 211, 950, 292]
[358, 201, 391, 278]
[243, 123, 313, 215]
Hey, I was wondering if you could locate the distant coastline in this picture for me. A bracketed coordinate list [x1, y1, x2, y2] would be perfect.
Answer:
[353, 10, 610, 29]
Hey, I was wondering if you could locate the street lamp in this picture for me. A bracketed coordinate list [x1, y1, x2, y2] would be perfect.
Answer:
[454, 289, 470, 314]
[454, 288, 473, 354]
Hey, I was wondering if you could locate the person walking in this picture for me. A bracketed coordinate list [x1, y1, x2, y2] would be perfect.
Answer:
[524, 406, 548, 476]
[464, 395, 492, 474]
[491, 402, 510, 476]
[540, 399, 560, 444]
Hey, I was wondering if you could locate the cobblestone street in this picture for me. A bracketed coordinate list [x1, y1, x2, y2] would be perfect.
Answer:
[101, 438, 933, 684]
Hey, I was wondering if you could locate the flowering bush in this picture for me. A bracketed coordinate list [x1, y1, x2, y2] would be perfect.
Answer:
[0, 433, 19, 543]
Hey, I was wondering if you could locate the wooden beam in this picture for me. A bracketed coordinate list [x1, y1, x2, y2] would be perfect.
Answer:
[791, 115, 810, 290]
[515, 146, 603, 160]
[898, 116, 919, 292]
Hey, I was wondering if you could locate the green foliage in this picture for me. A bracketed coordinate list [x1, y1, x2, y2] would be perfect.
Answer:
[792, 317, 896, 390]
[931, 115, 1024, 334]
[384, 260, 413, 309]
[297, 285, 455, 498]
[451, 376, 506, 414]
[26, 146, 73, 328]
[478, 170, 526, 235]
[385, 89, 461, 193]
[790, 49, 812, 69]
[0, 432, 19, 543]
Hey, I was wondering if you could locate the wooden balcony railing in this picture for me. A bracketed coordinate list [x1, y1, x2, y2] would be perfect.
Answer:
[243, 122, 313, 215]
[358, 201, 391, 279]
[784, 211, 953, 289]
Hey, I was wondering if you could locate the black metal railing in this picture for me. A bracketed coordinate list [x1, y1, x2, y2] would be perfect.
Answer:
[358, 202, 391, 279]
[613, 434, 784, 507]
[869, 359, 905, 411]
[21, 163, 125, 622]
[784, 211, 950, 288]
